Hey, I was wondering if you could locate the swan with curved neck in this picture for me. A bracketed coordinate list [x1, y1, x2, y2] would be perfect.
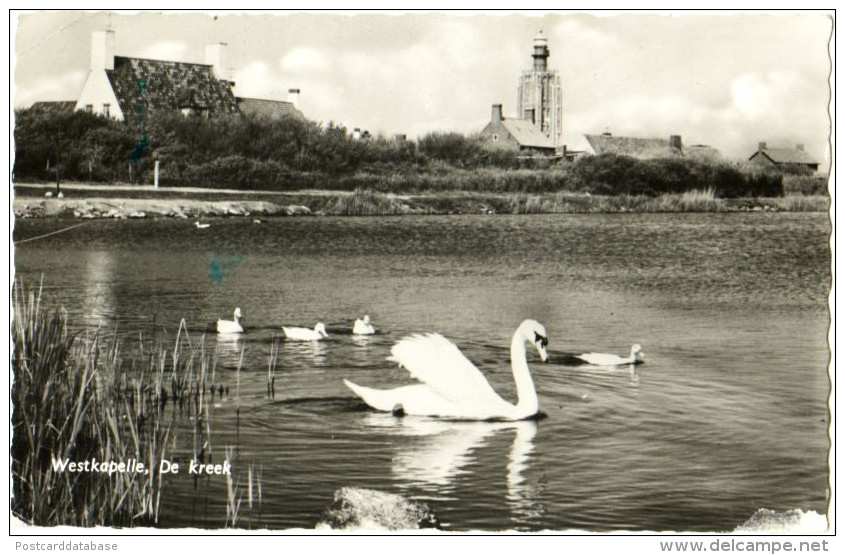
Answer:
[344, 319, 549, 421]
[217, 308, 243, 334]
[283, 322, 329, 341]
[576, 344, 644, 366]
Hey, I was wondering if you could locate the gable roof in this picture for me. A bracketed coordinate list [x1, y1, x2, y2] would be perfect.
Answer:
[106, 56, 239, 120]
[583, 134, 680, 159]
[236, 97, 304, 120]
[30, 101, 76, 115]
[501, 118, 555, 149]
[753, 148, 818, 166]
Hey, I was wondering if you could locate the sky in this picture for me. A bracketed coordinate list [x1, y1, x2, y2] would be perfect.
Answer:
[12, 10, 833, 163]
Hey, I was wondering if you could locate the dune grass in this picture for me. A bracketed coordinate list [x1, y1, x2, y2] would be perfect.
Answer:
[11, 281, 260, 527]
[767, 195, 829, 212]
[320, 188, 415, 216]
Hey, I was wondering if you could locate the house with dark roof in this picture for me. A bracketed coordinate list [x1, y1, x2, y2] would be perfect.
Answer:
[574, 132, 681, 159]
[480, 104, 556, 154]
[73, 31, 302, 122]
[748, 142, 820, 173]
[29, 101, 77, 116]
[236, 92, 304, 121]
[571, 132, 721, 162]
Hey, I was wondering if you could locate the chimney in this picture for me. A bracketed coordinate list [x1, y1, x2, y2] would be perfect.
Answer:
[287, 88, 301, 109]
[758, 141, 767, 151]
[669, 135, 682, 151]
[91, 30, 115, 71]
[491, 104, 503, 122]
[796, 143, 805, 151]
[205, 43, 230, 81]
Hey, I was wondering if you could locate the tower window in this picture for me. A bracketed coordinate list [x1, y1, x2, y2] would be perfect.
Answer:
[524, 108, 535, 124]
[492, 134, 499, 142]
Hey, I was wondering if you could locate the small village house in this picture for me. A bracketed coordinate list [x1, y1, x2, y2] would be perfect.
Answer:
[28, 100, 77, 116]
[237, 89, 303, 120]
[571, 132, 721, 162]
[69, 30, 302, 122]
[479, 103, 557, 155]
[748, 142, 820, 173]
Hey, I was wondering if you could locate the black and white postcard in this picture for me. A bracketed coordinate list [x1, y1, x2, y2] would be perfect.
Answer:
[9, 10, 834, 537]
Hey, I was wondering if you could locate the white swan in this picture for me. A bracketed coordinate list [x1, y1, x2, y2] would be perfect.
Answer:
[353, 315, 376, 335]
[283, 322, 328, 341]
[217, 307, 243, 334]
[195, 222, 210, 229]
[576, 344, 645, 366]
[344, 319, 549, 421]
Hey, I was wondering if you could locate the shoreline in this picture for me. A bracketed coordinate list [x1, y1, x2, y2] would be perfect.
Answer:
[13, 183, 829, 218]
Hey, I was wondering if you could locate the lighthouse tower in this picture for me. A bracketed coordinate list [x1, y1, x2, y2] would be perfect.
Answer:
[517, 30, 563, 148]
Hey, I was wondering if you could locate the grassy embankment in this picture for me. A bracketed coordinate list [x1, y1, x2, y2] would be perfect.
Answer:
[11, 282, 263, 527]
[14, 182, 829, 218]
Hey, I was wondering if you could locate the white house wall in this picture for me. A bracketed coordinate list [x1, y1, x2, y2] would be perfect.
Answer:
[75, 70, 124, 121]
[572, 136, 596, 155]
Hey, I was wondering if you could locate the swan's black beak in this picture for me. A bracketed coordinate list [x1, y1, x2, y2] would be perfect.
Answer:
[534, 332, 550, 362]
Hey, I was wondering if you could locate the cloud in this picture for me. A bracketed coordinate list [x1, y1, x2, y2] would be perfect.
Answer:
[302, 21, 503, 137]
[551, 18, 620, 50]
[566, 69, 829, 161]
[728, 71, 814, 121]
[136, 40, 189, 61]
[279, 47, 331, 73]
[14, 70, 85, 107]
[234, 61, 289, 100]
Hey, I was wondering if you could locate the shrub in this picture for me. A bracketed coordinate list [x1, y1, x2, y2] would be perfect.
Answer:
[783, 174, 829, 196]
[569, 154, 783, 197]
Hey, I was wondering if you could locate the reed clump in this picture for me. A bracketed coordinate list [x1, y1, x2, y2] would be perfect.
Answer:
[768, 195, 829, 212]
[322, 188, 413, 216]
[10, 281, 246, 527]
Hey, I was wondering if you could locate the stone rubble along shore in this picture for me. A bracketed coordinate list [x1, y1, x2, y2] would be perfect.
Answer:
[13, 198, 312, 219]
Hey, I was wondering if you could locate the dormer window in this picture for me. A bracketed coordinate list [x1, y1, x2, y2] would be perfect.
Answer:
[85, 104, 93, 113]
[178, 90, 209, 118]
[102, 103, 111, 118]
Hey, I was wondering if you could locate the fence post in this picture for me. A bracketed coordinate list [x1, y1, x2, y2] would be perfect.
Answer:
[154, 160, 160, 188]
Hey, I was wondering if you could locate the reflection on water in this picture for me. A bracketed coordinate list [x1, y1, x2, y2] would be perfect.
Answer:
[361, 414, 542, 526]
[505, 421, 543, 527]
[628, 365, 641, 386]
[81, 250, 115, 328]
[13, 213, 830, 531]
[281, 338, 329, 367]
[214, 334, 244, 369]
[353, 334, 375, 348]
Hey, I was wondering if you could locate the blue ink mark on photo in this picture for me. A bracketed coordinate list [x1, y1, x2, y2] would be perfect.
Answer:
[130, 134, 149, 165]
[131, 80, 149, 165]
[209, 253, 245, 283]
